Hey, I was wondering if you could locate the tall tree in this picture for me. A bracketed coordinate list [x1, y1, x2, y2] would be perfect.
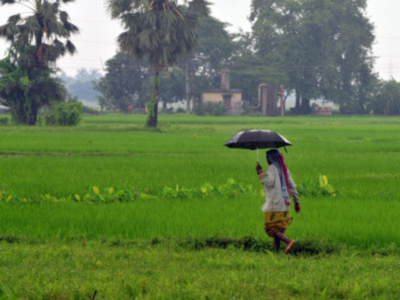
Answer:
[0, 0, 79, 63]
[184, 16, 235, 111]
[108, 0, 210, 127]
[94, 52, 185, 112]
[0, 45, 68, 124]
[0, 0, 79, 124]
[230, 31, 287, 106]
[93, 52, 150, 112]
[369, 79, 400, 116]
[142, 67, 186, 109]
[250, 0, 375, 114]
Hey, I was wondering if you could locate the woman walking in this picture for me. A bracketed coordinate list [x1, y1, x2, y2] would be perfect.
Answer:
[256, 149, 301, 253]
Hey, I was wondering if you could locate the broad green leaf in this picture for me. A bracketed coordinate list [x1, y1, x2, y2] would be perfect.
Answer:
[93, 186, 100, 195]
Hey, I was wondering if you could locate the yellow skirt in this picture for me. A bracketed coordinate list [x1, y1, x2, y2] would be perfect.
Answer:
[264, 211, 293, 237]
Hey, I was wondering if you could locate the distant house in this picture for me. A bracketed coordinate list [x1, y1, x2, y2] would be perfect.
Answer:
[202, 69, 243, 115]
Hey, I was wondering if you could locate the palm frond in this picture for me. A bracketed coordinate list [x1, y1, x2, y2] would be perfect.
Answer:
[7, 14, 21, 23]
[112, 0, 210, 72]
[0, 0, 17, 5]
[0, 0, 79, 64]
[65, 39, 76, 55]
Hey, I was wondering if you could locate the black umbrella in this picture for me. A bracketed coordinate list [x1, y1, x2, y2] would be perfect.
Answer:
[224, 130, 292, 161]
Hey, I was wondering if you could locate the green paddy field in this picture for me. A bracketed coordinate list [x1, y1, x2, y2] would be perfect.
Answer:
[1, 114, 400, 299]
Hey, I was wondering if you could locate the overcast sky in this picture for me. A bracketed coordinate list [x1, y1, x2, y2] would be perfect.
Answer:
[0, 0, 399, 81]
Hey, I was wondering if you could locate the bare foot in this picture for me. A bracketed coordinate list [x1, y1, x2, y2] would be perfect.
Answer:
[285, 240, 295, 254]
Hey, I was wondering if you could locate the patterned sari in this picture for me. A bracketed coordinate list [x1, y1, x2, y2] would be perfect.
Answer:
[264, 211, 293, 237]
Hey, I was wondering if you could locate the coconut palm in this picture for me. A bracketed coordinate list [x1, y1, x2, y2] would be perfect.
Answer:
[108, 0, 210, 127]
[0, 0, 79, 64]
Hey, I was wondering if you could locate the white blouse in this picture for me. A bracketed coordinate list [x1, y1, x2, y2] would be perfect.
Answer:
[258, 164, 300, 213]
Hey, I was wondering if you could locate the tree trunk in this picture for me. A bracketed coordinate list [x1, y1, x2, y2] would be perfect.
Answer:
[186, 58, 190, 113]
[138, 95, 144, 110]
[146, 73, 160, 127]
[283, 93, 289, 115]
[295, 90, 301, 109]
[28, 101, 38, 126]
[190, 66, 195, 112]
[300, 97, 311, 114]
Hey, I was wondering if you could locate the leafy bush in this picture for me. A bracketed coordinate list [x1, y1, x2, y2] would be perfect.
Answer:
[297, 175, 337, 197]
[82, 105, 99, 115]
[240, 101, 254, 116]
[195, 102, 225, 116]
[194, 104, 206, 116]
[0, 176, 338, 205]
[0, 116, 8, 125]
[0, 46, 68, 125]
[44, 102, 83, 126]
[160, 107, 175, 114]
[176, 107, 185, 113]
[0, 179, 254, 205]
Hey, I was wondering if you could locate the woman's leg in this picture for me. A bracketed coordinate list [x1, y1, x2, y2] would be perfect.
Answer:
[273, 232, 292, 245]
[274, 232, 295, 253]
[274, 236, 281, 252]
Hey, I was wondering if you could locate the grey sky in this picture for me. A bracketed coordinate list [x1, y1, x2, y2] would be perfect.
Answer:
[0, 0, 399, 81]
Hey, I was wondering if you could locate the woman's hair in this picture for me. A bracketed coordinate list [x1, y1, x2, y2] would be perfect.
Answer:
[266, 149, 281, 161]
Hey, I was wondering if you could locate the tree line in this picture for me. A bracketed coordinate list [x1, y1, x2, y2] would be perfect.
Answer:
[1, 0, 400, 127]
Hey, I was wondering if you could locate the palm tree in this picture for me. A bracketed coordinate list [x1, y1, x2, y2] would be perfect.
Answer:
[0, 0, 79, 65]
[108, 0, 210, 127]
[0, 0, 79, 125]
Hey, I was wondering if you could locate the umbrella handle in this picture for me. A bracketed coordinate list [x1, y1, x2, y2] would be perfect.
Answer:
[257, 147, 259, 162]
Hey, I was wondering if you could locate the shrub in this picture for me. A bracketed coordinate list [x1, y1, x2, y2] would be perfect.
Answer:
[160, 107, 174, 114]
[176, 107, 185, 113]
[0, 116, 9, 125]
[240, 101, 253, 115]
[82, 105, 99, 115]
[0, 178, 254, 204]
[44, 102, 83, 126]
[212, 102, 225, 116]
[43, 107, 56, 125]
[297, 175, 338, 197]
[195, 102, 225, 116]
[194, 104, 206, 116]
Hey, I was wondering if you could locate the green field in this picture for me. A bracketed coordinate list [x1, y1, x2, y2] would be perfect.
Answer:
[1, 114, 400, 298]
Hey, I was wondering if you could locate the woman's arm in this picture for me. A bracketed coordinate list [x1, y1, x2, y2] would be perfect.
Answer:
[288, 171, 300, 205]
[258, 165, 276, 187]
[288, 171, 301, 213]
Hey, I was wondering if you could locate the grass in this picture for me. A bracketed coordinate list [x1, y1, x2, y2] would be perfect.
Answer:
[1, 114, 399, 244]
[1, 113, 400, 298]
[1, 197, 399, 250]
[1, 241, 400, 299]
[1, 116, 400, 199]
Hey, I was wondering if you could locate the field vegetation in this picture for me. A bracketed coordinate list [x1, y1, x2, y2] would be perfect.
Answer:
[1, 114, 400, 298]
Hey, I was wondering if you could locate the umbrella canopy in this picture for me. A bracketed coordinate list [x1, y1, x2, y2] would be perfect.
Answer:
[224, 130, 292, 150]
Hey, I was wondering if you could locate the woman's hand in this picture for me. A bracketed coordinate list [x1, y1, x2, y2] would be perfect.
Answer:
[295, 203, 301, 214]
[256, 162, 263, 174]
